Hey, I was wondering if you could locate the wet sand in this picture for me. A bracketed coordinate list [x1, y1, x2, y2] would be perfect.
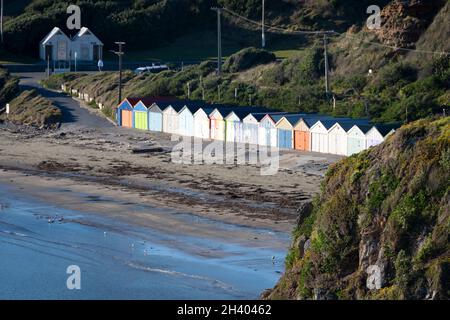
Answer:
[0, 182, 287, 299]
[0, 126, 341, 232]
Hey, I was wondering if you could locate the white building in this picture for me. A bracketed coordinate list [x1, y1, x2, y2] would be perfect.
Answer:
[71, 27, 103, 62]
[39, 27, 103, 62]
[39, 27, 71, 61]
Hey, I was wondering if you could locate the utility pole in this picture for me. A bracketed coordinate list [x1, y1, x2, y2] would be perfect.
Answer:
[211, 7, 222, 76]
[187, 82, 191, 99]
[111, 42, 126, 104]
[262, 0, 266, 48]
[324, 34, 330, 96]
[1, 0, 3, 45]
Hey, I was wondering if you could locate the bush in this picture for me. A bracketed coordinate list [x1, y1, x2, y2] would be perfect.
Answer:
[223, 47, 276, 73]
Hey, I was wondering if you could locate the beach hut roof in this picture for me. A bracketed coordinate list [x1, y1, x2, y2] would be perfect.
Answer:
[224, 107, 271, 120]
[282, 114, 311, 126]
[127, 96, 177, 108]
[40, 27, 69, 45]
[194, 107, 215, 117]
[269, 114, 286, 124]
[133, 101, 148, 111]
[245, 112, 287, 122]
[372, 123, 400, 136]
[349, 124, 373, 134]
[73, 27, 104, 45]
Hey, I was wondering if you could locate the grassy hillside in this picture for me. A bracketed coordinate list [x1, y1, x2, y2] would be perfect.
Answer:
[36, 0, 449, 123]
[3, 0, 214, 55]
[0, 89, 62, 129]
[0, 69, 20, 106]
[267, 117, 450, 300]
[43, 42, 449, 123]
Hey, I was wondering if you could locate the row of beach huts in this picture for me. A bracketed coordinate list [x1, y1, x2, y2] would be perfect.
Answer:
[116, 97, 399, 156]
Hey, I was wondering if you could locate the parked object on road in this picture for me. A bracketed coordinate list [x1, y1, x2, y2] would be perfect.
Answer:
[134, 63, 169, 75]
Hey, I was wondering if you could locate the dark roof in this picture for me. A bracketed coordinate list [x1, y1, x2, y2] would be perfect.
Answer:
[198, 107, 216, 115]
[228, 107, 272, 120]
[283, 114, 310, 126]
[318, 118, 371, 130]
[127, 96, 177, 107]
[248, 112, 288, 121]
[165, 100, 208, 113]
[353, 124, 373, 134]
[372, 123, 401, 136]
[269, 114, 286, 123]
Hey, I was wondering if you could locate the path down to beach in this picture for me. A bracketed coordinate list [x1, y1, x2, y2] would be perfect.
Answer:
[13, 72, 114, 130]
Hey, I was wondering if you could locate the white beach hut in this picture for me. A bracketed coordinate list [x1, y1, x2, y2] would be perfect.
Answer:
[366, 125, 396, 148]
[193, 108, 213, 140]
[71, 27, 103, 62]
[178, 106, 200, 137]
[39, 27, 71, 62]
[162, 105, 181, 134]
[310, 121, 330, 154]
[347, 125, 371, 156]
[242, 113, 263, 145]
[328, 122, 350, 156]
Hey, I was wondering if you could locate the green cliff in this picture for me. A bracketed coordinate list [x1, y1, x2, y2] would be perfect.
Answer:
[267, 117, 450, 300]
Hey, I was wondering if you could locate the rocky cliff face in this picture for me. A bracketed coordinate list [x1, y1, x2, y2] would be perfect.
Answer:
[267, 117, 450, 300]
[371, 0, 446, 49]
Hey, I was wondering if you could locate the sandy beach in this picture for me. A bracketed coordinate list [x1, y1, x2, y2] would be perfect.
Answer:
[0, 113, 342, 299]
[0, 123, 342, 232]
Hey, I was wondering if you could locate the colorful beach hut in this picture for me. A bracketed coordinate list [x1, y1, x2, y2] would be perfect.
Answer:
[117, 98, 139, 128]
[209, 108, 229, 141]
[293, 116, 333, 151]
[275, 116, 297, 150]
[278, 114, 311, 150]
[224, 111, 243, 143]
[259, 114, 279, 148]
[148, 103, 163, 132]
[133, 101, 149, 131]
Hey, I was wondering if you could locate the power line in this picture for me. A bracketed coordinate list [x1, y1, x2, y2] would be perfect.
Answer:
[222, 7, 334, 35]
[332, 31, 450, 56]
[221, 7, 450, 56]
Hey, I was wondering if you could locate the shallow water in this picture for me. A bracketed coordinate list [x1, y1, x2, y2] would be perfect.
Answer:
[0, 184, 288, 300]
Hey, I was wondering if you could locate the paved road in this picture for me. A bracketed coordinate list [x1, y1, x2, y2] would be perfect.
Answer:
[12, 72, 114, 130]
